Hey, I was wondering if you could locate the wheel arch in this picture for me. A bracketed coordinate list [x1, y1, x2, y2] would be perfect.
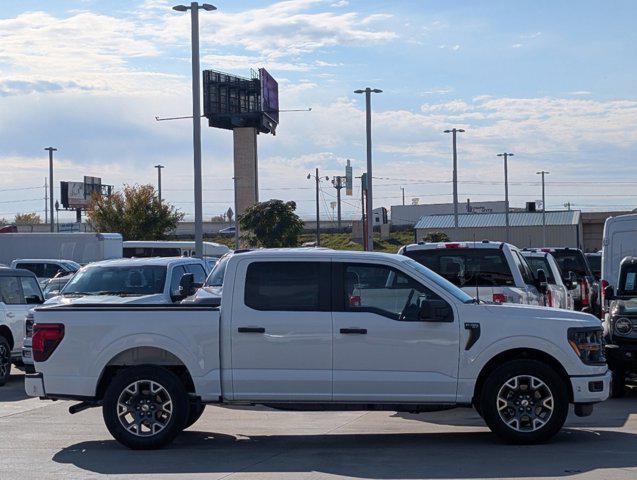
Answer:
[95, 346, 196, 400]
[0, 325, 14, 351]
[473, 348, 573, 406]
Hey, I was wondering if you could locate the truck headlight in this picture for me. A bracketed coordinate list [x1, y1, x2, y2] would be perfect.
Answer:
[568, 327, 606, 365]
[614, 317, 633, 335]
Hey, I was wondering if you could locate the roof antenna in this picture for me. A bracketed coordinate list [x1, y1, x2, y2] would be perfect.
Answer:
[473, 233, 480, 304]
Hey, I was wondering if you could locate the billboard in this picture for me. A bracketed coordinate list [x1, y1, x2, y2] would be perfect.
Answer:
[61, 177, 109, 209]
[259, 68, 279, 124]
[345, 160, 353, 196]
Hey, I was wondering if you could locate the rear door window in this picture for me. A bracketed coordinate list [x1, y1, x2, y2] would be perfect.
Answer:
[0, 277, 24, 304]
[403, 248, 515, 287]
[15, 263, 44, 277]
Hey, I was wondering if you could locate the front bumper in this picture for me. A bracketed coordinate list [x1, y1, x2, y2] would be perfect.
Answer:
[570, 371, 611, 403]
[25, 373, 46, 398]
[605, 342, 637, 372]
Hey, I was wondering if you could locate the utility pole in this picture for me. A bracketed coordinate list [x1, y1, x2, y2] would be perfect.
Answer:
[361, 173, 368, 250]
[308, 169, 329, 246]
[401, 186, 405, 206]
[154, 164, 165, 202]
[172, 2, 217, 258]
[332, 176, 344, 230]
[444, 128, 465, 231]
[354, 87, 382, 251]
[44, 177, 48, 225]
[44, 147, 57, 233]
[497, 152, 514, 243]
[537, 170, 550, 247]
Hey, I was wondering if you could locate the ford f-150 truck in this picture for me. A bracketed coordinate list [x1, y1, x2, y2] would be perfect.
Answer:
[25, 249, 610, 449]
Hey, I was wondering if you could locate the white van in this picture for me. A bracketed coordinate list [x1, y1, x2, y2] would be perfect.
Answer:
[123, 241, 230, 260]
[601, 214, 637, 310]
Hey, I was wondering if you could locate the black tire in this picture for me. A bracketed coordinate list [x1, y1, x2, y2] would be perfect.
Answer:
[102, 366, 189, 450]
[480, 359, 569, 444]
[185, 402, 206, 429]
[610, 369, 626, 398]
[0, 336, 11, 387]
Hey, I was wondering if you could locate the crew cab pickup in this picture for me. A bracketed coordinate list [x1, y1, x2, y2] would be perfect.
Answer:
[26, 249, 610, 449]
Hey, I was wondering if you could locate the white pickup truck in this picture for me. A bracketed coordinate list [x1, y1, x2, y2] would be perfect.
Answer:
[26, 249, 610, 449]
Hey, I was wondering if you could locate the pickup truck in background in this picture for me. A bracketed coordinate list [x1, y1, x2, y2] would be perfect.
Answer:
[26, 249, 609, 449]
[521, 250, 576, 310]
[398, 241, 543, 305]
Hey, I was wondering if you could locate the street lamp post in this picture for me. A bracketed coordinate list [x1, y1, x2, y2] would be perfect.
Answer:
[354, 87, 382, 251]
[537, 170, 550, 247]
[444, 128, 465, 232]
[44, 147, 57, 232]
[155, 164, 165, 203]
[497, 152, 514, 243]
[173, 2, 217, 258]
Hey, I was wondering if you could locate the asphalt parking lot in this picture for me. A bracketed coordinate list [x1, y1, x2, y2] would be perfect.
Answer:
[2, 372, 637, 480]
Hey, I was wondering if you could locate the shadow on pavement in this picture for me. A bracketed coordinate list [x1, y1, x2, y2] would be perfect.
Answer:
[394, 387, 637, 430]
[53, 427, 637, 478]
[0, 373, 29, 403]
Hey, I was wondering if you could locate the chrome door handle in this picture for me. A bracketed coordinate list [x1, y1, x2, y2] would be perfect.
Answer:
[340, 328, 367, 334]
[238, 327, 265, 333]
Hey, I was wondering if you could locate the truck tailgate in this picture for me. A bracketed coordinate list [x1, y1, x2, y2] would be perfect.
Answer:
[31, 305, 221, 401]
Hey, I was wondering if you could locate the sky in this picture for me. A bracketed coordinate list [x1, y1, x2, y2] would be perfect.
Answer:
[1, 0, 636, 222]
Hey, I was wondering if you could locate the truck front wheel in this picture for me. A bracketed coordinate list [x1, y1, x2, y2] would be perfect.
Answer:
[480, 360, 569, 444]
[103, 366, 189, 449]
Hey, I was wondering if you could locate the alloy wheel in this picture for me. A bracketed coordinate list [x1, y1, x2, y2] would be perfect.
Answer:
[0, 344, 9, 379]
[496, 375, 554, 432]
[116, 380, 173, 437]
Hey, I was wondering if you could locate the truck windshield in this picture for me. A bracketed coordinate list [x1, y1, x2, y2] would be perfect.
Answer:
[403, 248, 515, 287]
[205, 255, 229, 287]
[401, 257, 474, 303]
[62, 266, 167, 296]
[551, 250, 591, 277]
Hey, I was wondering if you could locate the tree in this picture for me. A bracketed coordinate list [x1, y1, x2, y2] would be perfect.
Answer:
[14, 212, 41, 225]
[422, 232, 450, 243]
[87, 184, 184, 240]
[239, 199, 304, 248]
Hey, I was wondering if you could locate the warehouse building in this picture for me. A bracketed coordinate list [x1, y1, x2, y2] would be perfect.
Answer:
[414, 210, 583, 249]
[391, 200, 507, 227]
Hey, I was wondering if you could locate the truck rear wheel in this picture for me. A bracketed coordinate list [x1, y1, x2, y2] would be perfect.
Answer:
[0, 337, 11, 386]
[480, 359, 568, 444]
[103, 366, 189, 450]
[185, 403, 206, 429]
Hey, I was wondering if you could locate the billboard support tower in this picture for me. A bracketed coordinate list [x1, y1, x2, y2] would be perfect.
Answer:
[444, 128, 465, 233]
[44, 147, 57, 232]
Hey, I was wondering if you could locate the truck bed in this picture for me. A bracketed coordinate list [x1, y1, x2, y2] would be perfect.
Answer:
[32, 304, 221, 401]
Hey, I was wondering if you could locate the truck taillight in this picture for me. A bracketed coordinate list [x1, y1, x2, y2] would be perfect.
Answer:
[493, 293, 507, 304]
[580, 279, 589, 306]
[32, 323, 65, 362]
[600, 279, 609, 315]
[445, 243, 461, 248]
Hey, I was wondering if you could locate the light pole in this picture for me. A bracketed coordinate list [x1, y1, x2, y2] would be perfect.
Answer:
[537, 170, 550, 247]
[497, 152, 514, 243]
[308, 169, 329, 246]
[44, 147, 57, 232]
[354, 87, 382, 251]
[444, 128, 465, 231]
[173, 2, 216, 258]
[155, 164, 164, 203]
[401, 186, 405, 206]
[55, 200, 60, 232]
[331, 176, 344, 230]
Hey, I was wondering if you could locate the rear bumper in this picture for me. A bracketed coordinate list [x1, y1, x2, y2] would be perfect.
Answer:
[21, 337, 33, 366]
[570, 371, 611, 404]
[25, 373, 46, 398]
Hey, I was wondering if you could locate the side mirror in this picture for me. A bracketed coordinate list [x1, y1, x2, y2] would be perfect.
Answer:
[536, 269, 548, 292]
[604, 284, 615, 301]
[177, 273, 196, 299]
[419, 299, 454, 322]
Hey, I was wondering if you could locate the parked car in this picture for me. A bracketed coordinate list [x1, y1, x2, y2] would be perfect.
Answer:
[602, 256, 637, 397]
[0, 268, 44, 385]
[521, 251, 576, 310]
[21, 257, 209, 369]
[601, 214, 637, 316]
[183, 252, 231, 304]
[586, 252, 602, 281]
[528, 248, 598, 314]
[218, 226, 236, 236]
[398, 241, 543, 305]
[26, 249, 608, 449]
[10, 259, 80, 287]
[122, 240, 230, 259]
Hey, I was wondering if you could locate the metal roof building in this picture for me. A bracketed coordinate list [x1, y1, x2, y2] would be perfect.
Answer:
[414, 210, 583, 249]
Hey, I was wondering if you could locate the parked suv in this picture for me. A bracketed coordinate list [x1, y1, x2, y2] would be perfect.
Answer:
[602, 256, 637, 397]
[10, 259, 80, 287]
[398, 241, 542, 305]
[0, 268, 44, 385]
[521, 251, 576, 310]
